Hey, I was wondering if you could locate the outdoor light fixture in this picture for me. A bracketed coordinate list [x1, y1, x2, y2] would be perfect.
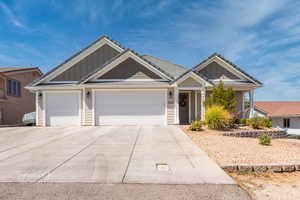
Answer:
[38, 93, 42, 98]
[86, 91, 90, 98]
[168, 91, 173, 98]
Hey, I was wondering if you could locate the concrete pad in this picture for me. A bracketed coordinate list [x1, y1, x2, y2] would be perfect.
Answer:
[124, 126, 235, 185]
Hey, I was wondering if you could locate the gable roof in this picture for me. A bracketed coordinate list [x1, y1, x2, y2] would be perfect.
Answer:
[254, 101, 300, 117]
[28, 35, 125, 87]
[0, 67, 42, 75]
[193, 53, 263, 86]
[79, 49, 173, 83]
[142, 55, 188, 79]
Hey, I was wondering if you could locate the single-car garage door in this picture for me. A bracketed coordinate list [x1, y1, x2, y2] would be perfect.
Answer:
[94, 90, 166, 125]
[45, 91, 81, 126]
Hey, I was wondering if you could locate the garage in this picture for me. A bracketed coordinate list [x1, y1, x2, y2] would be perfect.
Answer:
[45, 91, 81, 126]
[94, 90, 166, 125]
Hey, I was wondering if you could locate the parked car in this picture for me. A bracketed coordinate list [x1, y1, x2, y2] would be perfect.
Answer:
[22, 112, 36, 126]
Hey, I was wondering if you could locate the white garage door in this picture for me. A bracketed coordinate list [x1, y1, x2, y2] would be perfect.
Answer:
[94, 90, 166, 125]
[45, 92, 81, 126]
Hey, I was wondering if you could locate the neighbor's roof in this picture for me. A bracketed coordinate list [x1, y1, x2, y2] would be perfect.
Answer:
[0, 67, 41, 74]
[254, 101, 300, 116]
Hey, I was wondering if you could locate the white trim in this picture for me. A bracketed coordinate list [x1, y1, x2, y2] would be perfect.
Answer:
[32, 37, 124, 86]
[43, 90, 82, 126]
[83, 51, 172, 83]
[4, 69, 42, 76]
[178, 87, 203, 90]
[47, 81, 78, 84]
[174, 87, 179, 124]
[35, 92, 39, 126]
[82, 88, 86, 126]
[94, 79, 166, 82]
[201, 90, 206, 121]
[174, 71, 212, 87]
[179, 91, 191, 124]
[195, 91, 197, 120]
[92, 88, 167, 126]
[194, 56, 261, 85]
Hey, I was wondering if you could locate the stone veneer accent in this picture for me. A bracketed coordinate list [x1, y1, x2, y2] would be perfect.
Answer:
[222, 163, 300, 173]
[223, 129, 287, 138]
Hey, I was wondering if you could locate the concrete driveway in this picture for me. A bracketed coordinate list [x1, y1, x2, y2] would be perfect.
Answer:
[0, 125, 234, 184]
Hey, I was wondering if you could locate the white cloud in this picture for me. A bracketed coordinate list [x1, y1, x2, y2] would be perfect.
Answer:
[0, 2, 25, 28]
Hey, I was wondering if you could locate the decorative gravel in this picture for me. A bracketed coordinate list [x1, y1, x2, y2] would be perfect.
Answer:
[182, 126, 300, 165]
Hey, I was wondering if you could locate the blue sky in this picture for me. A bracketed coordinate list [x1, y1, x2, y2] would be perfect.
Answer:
[0, 0, 300, 101]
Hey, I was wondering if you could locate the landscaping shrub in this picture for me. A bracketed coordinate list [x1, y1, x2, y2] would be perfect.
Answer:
[248, 117, 272, 129]
[205, 105, 230, 130]
[261, 118, 272, 128]
[240, 118, 248, 125]
[259, 133, 271, 145]
[189, 121, 204, 131]
[248, 117, 262, 129]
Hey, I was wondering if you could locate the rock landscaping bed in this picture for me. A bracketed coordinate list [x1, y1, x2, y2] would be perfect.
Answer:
[182, 126, 300, 169]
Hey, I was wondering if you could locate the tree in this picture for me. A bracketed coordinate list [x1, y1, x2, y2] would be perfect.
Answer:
[205, 81, 237, 113]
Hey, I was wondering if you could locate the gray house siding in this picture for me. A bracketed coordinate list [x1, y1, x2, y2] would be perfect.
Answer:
[178, 77, 202, 88]
[167, 88, 175, 124]
[83, 89, 93, 126]
[98, 58, 162, 80]
[37, 92, 43, 126]
[197, 61, 241, 80]
[52, 44, 119, 81]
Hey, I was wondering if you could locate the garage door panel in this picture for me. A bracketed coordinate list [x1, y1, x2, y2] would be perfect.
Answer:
[95, 90, 166, 125]
[45, 92, 81, 126]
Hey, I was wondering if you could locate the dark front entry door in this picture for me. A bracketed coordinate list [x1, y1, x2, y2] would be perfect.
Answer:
[179, 93, 189, 124]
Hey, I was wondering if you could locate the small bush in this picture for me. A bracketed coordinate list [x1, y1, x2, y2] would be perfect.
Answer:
[261, 118, 272, 128]
[189, 121, 204, 131]
[205, 105, 230, 130]
[240, 118, 248, 125]
[259, 134, 271, 145]
[249, 117, 261, 129]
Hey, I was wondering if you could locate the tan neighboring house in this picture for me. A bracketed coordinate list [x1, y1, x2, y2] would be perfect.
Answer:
[253, 102, 300, 135]
[26, 35, 263, 127]
[0, 67, 42, 125]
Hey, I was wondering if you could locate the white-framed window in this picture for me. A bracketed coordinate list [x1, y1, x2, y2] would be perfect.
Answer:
[283, 118, 290, 128]
[6, 79, 21, 97]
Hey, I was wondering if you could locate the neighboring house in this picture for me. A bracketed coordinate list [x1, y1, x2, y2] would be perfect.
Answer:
[254, 102, 300, 135]
[26, 35, 262, 127]
[0, 67, 42, 125]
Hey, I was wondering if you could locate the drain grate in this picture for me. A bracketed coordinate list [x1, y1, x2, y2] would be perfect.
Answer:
[156, 163, 169, 171]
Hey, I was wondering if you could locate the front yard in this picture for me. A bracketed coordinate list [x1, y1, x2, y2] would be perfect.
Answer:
[182, 126, 300, 165]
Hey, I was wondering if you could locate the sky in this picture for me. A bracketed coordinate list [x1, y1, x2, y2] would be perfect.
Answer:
[0, 0, 300, 101]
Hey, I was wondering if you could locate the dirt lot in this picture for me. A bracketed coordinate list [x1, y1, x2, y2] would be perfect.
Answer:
[182, 126, 300, 165]
[229, 172, 300, 200]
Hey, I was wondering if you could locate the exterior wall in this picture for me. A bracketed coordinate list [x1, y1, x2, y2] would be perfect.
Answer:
[197, 61, 241, 80]
[167, 88, 175, 124]
[83, 89, 93, 126]
[0, 71, 41, 124]
[272, 117, 300, 135]
[178, 77, 202, 87]
[36, 92, 44, 126]
[235, 91, 244, 117]
[196, 91, 201, 120]
[52, 44, 119, 81]
[98, 58, 162, 80]
[190, 91, 195, 121]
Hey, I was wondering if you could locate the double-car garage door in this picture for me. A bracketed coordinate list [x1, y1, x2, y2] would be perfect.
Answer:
[45, 90, 166, 126]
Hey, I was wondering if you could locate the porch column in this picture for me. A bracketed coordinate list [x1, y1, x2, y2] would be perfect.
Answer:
[174, 88, 179, 124]
[201, 89, 206, 121]
[249, 90, 254, 118]
[241, 91, 245, 118]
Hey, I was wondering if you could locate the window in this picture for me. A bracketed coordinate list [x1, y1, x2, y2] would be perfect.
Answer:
[6, 79, 21, 97]
[283, 118, 290, 128]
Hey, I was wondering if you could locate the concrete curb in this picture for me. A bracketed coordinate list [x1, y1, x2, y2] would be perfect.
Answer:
[222, 163, 300, 173]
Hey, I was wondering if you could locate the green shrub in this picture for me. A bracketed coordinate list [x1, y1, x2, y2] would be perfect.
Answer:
[261, 118, 272, 128]
[205, 105, 230, 130]
[189, 121, 204, 131]
[259, 134, 271, 145]
[248, 117, 262, 129]
[240, 118, 248, 125]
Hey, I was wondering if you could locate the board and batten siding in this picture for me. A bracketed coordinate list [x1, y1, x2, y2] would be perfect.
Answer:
[36, 91, 44, 126]
[83, 89, 93, 126]
[52, 44, 120, 81]
[167, 88, 175, 124]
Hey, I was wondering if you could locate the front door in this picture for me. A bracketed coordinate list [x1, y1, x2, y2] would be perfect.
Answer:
[179, 93, 189, 124]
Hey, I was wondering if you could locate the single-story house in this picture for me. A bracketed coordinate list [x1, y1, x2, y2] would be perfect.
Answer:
[0, 67, 42, 124]
[253, 101, 300, 135]
[26, 35, 262, 126]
